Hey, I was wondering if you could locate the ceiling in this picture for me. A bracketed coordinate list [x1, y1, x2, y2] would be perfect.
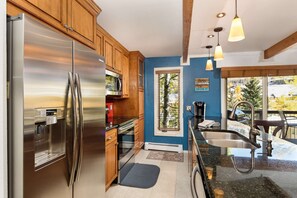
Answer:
[95, 0, 297, 58]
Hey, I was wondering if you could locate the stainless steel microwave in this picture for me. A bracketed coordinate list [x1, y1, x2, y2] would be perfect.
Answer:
[106, 70, 122, 96]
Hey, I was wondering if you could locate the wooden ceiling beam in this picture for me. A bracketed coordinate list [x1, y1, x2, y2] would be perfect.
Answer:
[182, 0, 193, 63]
[264, 31, 297, 59]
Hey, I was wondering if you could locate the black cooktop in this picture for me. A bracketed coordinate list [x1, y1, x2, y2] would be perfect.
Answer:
[105, 117, 136, 131]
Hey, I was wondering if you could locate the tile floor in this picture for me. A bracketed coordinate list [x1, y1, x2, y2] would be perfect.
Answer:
[106, 149, 192, 198]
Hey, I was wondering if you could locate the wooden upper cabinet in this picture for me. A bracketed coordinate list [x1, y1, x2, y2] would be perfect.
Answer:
[26, 0, 65, 22]
[8, 0, 67, 30]
[138, 58, 144, 90]
[96, 29, 104, 56]
[104, 37, 114, 69]
[130, 51, 145, 91]
[102, 34, 125, 75]
[67, 0, 100, 49]
[8, 0, 101, 49]
[114, 47, 122, 74]
[122, 54, 129, 98]
[96, 25, 129, 76]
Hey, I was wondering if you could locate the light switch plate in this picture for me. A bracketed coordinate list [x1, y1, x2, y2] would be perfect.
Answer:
[186, 106, 191, 111]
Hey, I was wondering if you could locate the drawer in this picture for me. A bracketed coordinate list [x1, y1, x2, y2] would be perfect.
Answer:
[106, 128, 117, 146]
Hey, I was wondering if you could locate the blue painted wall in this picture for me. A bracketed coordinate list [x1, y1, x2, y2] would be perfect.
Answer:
[144, 56, 221, 150]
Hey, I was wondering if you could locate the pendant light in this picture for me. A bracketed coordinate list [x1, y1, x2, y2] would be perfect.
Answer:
[205, 45, 213, 71]
[214, 27, 224, 61]
[228, 0, 245, 42]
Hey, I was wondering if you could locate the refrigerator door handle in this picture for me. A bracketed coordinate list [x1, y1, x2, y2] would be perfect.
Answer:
[68, 72, 78, 186]
[75, 73, 84, 182]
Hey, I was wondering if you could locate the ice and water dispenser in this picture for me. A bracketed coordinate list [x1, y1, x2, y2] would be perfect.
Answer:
[34, 108, 65, 169]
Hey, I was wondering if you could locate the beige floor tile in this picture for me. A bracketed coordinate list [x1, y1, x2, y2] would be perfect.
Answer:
[106, 149, 191, 198]
[106, 184, 130, 198]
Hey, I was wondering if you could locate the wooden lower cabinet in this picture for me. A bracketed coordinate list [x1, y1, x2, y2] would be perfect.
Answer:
[138, 117, 144, 147]
[134, 118, 144, 155]
[139, 90, 144, 117]
[134, 119, 140, 154]
[105, 128, 118, 190]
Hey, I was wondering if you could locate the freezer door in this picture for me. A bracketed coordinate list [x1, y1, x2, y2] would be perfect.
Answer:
[8, 15, 73, 198]
[73, 41, 105, 197]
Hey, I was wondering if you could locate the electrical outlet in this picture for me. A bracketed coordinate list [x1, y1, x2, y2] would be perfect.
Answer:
[186, 106, 191, 111]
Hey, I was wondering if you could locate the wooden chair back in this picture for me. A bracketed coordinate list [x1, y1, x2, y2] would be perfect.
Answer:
[253, 120, 285, 138]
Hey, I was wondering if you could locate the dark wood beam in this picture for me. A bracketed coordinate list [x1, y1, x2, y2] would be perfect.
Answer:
[264, 31, 297, 59]
[183, 0, 193, 63]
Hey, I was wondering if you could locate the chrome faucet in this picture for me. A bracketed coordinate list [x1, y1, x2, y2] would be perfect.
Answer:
[229, 101, 260, 145]
[231, 149, 255, 174]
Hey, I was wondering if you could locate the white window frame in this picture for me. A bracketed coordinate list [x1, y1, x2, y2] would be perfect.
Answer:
[154, 67, 184, 137]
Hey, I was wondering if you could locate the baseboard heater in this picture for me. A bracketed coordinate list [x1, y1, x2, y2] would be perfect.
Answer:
[144, 142, 183, 153]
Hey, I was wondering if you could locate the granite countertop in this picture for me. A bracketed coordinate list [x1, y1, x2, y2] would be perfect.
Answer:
[106, 116, 137, 131]
[190, 116, 297, 198]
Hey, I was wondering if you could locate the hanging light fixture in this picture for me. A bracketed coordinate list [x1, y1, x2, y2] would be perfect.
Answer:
[214, 27, 224, 61]
[228, 0, 245, 42]
[205, 45, 213, 71]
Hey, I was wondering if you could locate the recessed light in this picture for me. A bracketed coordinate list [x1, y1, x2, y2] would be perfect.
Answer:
[216, 12, 226, 18]
[207, 34, 214, 38]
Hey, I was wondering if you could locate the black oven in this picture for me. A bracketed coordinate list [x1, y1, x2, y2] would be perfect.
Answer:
[117, 120, 135, 183]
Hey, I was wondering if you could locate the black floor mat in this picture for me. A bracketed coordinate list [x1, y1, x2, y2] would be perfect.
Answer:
[120, 163, 160, 189]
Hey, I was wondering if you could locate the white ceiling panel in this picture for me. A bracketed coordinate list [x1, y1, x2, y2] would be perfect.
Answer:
[95, 0, 297, 58]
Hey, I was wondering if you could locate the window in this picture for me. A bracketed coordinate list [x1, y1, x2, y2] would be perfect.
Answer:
[227, 77, 263, 120]
[268, 76, 297, 111]
[226, 75, 297, 139]
[154, 67, 183, 137]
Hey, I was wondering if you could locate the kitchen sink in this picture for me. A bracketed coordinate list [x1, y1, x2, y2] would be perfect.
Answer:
[200, 130, 260, 149]
[206, 139, 257, 149]
[201, 131, 243, 140]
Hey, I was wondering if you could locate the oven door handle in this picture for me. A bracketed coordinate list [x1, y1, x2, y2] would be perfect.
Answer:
[118, 123, 134, 133]
[118, 129, 133, 135]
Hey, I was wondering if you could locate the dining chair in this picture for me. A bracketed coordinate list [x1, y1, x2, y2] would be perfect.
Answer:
[278, 110, 297, 138]
[253, 119, 286, 138]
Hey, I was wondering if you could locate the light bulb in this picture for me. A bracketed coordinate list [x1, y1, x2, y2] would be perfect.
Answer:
[214, 45, 224, 61]
[205, 59, 213, 71]
[228, 16, 245, 42]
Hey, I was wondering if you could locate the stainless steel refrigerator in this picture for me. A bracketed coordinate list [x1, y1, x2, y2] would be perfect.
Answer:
[7, 14, 105, 198]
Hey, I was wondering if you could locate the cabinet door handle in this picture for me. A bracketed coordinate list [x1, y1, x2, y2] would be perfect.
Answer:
[107, 136, 112, 141]
[63, 24, 69, 29]
[69, 27, 74, 31]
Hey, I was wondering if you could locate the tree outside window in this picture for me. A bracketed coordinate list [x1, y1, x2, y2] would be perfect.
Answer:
[227, 77, 262, 110]
[157, 71, 180, 131]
